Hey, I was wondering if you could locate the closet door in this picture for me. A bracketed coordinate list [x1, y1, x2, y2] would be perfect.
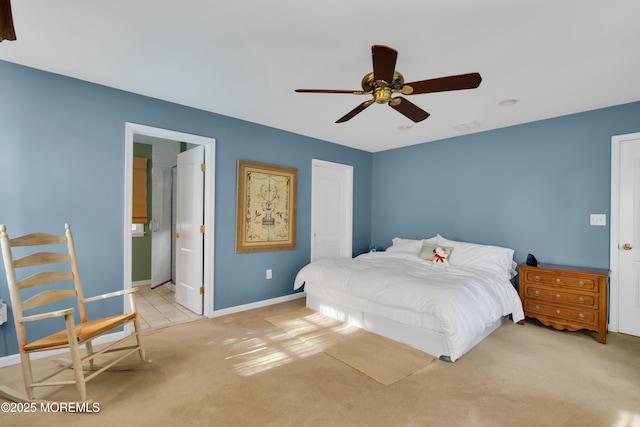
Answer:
[311, 159, 353, 261]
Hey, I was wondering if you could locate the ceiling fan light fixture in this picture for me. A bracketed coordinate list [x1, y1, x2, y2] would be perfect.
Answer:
[0, 0, 17, 42]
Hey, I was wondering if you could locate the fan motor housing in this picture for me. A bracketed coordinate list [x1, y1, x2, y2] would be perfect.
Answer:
[362, 71, 405, 104]
[361, 71, 405, 91]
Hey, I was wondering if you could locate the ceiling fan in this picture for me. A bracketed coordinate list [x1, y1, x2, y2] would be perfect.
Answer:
[295, 45, 482, 123]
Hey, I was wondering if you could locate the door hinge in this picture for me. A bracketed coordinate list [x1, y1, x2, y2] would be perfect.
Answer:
[200, 225, 205, 233]
[199, 286, 204, 295]
[201, 163, 206, 172]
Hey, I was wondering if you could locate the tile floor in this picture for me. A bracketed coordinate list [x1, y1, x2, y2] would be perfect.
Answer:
[136, 283, 202, 330]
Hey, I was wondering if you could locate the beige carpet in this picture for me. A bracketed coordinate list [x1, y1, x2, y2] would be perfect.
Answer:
[0, 298, 639, 427]
[265, 307, 435, 385]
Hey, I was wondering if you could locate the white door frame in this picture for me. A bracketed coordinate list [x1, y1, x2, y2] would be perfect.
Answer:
[311, 159, 353, 261]
[124, 123, 216, 318]
[609, 132, 640, 333]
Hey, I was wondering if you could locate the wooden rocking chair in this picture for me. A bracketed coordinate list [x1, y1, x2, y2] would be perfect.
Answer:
[0, 223, 149, 403]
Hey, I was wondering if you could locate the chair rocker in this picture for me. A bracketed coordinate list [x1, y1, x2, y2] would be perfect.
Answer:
[0, 223, 149, 403]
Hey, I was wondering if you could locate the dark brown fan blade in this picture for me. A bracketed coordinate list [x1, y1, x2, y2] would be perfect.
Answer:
[335, 100, 374, 123]
[372, 45, 397, 85]
[0, 0, 17, 42]
[295, 89, 367, 94]
[389, 97, 430, 122]
[402, 73, 482, 95]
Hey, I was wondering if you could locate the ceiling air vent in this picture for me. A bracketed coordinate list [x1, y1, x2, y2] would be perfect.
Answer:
[452, 121, 482, 131]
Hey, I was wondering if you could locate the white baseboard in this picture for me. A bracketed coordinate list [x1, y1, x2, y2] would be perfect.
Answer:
[132, 280, 151, 287]
[211, 292, 306, 317]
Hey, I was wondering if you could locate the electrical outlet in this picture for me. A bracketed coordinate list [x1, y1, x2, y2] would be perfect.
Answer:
[266, 269, 272, 280]
[590, 214, 607, 226]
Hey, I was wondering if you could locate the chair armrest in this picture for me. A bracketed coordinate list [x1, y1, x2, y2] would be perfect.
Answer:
[83, 287, 138, 303]
[19, 308, 75, 323]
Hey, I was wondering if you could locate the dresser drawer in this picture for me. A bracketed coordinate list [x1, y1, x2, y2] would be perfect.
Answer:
[524, 300, 598, 326]
[522, 270, 598, 292]
[523, 285, 597, 308]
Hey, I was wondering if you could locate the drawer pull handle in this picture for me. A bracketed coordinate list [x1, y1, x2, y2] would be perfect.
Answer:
[578, 313, 585, 320]
[535, 305, 540, 311]
[535, 275, 540, 282]
[578, 297, 584, 304]
[556, 294, 561, 299]
[578, 281, 584, 287]
[534, 290, 540, 297]
[556, 278, 561, 283]
[556, 309, 561, 314]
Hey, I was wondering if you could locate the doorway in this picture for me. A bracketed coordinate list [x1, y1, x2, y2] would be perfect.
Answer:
[610, 132, 640, 337]
[148, 139, 178, 290]
[124, 123, 216, 322]
[311, 159, 353, 261]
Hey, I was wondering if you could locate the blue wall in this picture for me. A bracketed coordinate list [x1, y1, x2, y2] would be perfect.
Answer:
[0, 60, 372, 357]
[372, 102, 640, 269]
[2, 57, 639, 358]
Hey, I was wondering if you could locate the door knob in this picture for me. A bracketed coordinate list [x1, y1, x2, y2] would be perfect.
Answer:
[623, 243, 632, 251]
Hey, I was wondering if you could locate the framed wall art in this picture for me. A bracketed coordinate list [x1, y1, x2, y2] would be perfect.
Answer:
[236, 160, 297, 252]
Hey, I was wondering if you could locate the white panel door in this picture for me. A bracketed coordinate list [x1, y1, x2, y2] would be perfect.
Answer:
[311, 160, 353, 261]
[618, 137, 640, 337]
[175, 146, 205, 315]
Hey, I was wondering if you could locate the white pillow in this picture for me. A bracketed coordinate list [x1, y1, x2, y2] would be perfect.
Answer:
[387, 236, 437, 253]
[436, 234, 514, 278]
[418, 241, 454, 261]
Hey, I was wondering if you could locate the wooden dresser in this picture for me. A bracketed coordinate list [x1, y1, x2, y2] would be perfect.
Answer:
[518, 263, 609, 343]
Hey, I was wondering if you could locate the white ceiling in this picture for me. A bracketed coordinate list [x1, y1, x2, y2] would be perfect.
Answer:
[2, 1, 639, 152]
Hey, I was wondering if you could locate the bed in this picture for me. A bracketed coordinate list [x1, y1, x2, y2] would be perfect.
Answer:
[294, 235, 525, 362]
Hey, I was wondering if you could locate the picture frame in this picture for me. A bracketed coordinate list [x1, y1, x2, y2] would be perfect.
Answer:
[236, 160, 297, 253]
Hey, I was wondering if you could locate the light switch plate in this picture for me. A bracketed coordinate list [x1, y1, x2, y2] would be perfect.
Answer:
[590, 214, 607, 226]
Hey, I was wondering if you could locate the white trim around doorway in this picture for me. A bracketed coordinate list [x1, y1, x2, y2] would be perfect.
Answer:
[124, 123, 216, 321]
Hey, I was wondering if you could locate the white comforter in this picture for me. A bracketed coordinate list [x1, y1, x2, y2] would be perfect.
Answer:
[294, 251, 524, 361]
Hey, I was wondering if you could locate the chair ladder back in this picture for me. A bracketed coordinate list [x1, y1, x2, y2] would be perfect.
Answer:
[0, 225, 30, 351]
[17, 271, 74, 290]
[0, 224, 83, 321]
[14, 252, 70, 268]
[65, 224, 88, 322]
[9, 232, 67, 247]
[22, 289, 78, 312]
